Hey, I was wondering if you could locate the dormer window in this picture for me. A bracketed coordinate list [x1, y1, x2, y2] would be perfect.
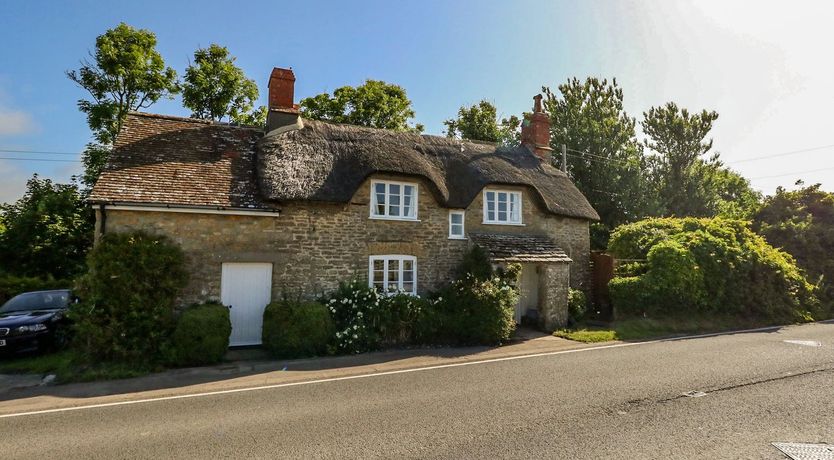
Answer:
[483, 190, 522, 225]
[370, 180, 418, 220]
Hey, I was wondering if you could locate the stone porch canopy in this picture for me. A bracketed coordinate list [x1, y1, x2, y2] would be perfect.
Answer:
[468, 233, 572, 264]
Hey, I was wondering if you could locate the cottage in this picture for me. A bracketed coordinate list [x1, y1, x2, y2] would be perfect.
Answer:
[89, 68, 599, 346]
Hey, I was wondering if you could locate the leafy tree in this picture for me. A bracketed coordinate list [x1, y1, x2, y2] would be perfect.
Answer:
[543, 77, 656, 246]
[641, 102, 721, 216]
[444, 100, 520, 146]
[181, 44, 264, 124]
[753, 184, 834, 306]
[0, 176, 93, 280]
[300, 80, 424, 132]
[67, 23, 178, 186]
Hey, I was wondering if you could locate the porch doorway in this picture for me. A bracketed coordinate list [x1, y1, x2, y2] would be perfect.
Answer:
[515, 263, 539, 323]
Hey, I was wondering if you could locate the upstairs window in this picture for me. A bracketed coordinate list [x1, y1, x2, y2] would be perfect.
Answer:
[449, 211, 465, 239]
[483, 190, 522, 225]
[369, 255, 417, 295]
[370, 180, 418, 220]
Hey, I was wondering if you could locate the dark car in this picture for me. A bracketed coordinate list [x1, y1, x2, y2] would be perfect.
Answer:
[0, 290, 73, 355]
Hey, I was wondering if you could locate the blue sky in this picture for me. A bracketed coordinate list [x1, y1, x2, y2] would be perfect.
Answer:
[1, 0, 832, 203]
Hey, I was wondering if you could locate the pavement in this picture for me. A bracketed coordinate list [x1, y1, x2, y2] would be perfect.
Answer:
[1, 323, 833, 459]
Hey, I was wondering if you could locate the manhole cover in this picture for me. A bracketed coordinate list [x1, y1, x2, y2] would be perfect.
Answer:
[772, 442, 834, 460]
[784, 340, 822, 347]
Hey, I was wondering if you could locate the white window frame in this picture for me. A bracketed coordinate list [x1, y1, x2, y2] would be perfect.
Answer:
[448, 210, 466, 239]
[369, 180, 419, 221]
[483, 189, 523, 225]
[368, 255, 417, 295]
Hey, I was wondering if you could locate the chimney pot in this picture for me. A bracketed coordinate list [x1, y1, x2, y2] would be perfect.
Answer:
[267, 67, 301, 133]
[520, 94, 552, 162]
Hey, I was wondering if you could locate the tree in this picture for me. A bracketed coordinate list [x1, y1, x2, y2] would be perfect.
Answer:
[753, 184, 834, 306]
[181, 44, 264, 124]
[300, 80, 424, 132]
[0, 176, 94, 280]
[543, 77, 655, 247]
[67, 23, 178, 186]
[444, 100, 520, 146]
[641, 102, 721, 216]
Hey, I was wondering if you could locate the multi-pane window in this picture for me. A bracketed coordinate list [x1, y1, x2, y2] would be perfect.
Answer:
[449, 211, 465, 239]
[369, 255, 417, 295]
[370, 180, 418, 220]
[483, 190, 522, 224]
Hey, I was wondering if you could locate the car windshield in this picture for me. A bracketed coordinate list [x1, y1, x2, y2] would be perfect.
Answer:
[0, 291, 71, 313]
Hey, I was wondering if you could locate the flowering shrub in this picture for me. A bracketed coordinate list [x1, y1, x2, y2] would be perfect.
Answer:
[323, 281, 382, 353]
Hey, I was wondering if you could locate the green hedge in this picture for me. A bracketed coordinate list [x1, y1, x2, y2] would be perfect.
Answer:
[568, 288, 588, 321]
[262, 298, 334, 358]
[607, 217, 818, 321]
[169, 302, 231, 366]
[70, 231, 188, 366]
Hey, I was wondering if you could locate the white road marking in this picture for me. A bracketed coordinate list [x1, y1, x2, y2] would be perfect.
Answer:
[0, 323, 822, 419]
[784, 339, 822, 347]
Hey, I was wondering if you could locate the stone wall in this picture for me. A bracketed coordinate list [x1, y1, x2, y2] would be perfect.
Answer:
[538, 263, 571, 331]
[101, 173, 591, 308]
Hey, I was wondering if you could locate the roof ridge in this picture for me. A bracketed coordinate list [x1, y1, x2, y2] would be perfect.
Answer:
[301, 118, 498, 148]
[126, 112, 263, 130]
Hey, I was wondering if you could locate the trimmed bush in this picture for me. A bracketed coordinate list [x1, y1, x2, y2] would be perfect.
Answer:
[0, 275, 71, 305]
[169, 302, 231, 366]
[607, 217, 818, 321]
[568, 288, 588, 321]
[608, 276, 648, 318]
[70, 231, 188, 366]
[263, 298, 334, 358]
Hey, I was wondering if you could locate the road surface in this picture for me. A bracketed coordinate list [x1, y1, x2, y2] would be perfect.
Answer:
[3, 323, 833, 459]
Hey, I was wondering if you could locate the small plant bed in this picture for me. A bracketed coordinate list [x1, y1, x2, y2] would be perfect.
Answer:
[554, 315, 790, 343]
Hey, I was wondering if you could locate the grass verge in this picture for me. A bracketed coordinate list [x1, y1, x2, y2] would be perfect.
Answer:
[0, 351, 153, 383]
[554, 315, 783, 343]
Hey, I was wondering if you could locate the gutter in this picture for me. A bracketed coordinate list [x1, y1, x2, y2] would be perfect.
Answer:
[96, 202, 282, 218]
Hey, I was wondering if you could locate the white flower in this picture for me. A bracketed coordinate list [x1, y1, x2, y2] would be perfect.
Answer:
[329, 299, 336, 304]
[353, 324, 358, 330]
[352, 334, 358, 339]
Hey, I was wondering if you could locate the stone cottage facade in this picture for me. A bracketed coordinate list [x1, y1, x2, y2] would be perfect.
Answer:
[89, 68, 599, 345]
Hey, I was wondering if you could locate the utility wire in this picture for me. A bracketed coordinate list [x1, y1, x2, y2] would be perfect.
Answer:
[0, 148, 81, 156]
[0, 157, 82, 163]
[727, 143, 834, 164]
[749, 165, 834, 181]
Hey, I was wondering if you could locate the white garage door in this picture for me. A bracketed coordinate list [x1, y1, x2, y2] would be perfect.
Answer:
[221, 263, 273, 346]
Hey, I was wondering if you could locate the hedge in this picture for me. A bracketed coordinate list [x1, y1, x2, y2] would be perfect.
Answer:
[263, 298, 334, 358]
[169, 302, 231, 366]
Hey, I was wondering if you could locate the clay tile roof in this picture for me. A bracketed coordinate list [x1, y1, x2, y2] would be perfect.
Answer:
[89, 112, 272, 210]
[469, 233, 572, 263]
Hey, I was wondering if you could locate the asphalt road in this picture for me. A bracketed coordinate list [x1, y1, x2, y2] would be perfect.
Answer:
[3, 323, 834, 459]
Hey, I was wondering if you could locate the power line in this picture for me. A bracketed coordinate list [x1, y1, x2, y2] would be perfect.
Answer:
[0, 148, 80, 156]
[0, 157, 81, 163]
[727, 143, 834, 164]
[564, 149, 634, 167]
[749, 165, 834, 180]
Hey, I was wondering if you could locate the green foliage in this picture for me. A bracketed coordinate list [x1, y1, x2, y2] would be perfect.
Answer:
[300, 80, 423, 132]
[263, 298, 334, 358]
[754, 184, 834, 308]
[456, 245, 493, 281]
[607, 217, 818, 321]
[0, 275, 70, 305]
[70, 231, 188, 366]
[443, 100, 520, 146]
[181, 44, 263, 124]
[543, 78, 656, 235]
[67, 23, 178, 181]
[642, 102, 760, 218]
[169, 302, 231, 366]
[568, 288, 588, 320]
[554, 328, 617, 343]
[0, 175, 93, 279]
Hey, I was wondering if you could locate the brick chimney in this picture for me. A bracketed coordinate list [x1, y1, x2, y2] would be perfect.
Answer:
[266, 67, 301, 133]
[520, 94, 552, 162]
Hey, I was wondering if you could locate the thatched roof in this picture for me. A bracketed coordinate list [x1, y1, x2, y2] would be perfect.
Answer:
[258, 120, 599, 220]
[91, 113, 598, 221]
[469, 233, 572, 263]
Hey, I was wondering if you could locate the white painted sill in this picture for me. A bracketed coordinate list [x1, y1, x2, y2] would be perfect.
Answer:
[369, 216, 421, 222]
[448, 236, 468, 240]
[482, 221, 526, 226]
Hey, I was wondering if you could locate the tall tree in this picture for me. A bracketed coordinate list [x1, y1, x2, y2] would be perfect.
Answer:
[181, 44, 264, 125]
[67, 23, 178, 186]
[543, 77, 655, 246]
[300, 80, 423, 132]
[444, 100, 520, 146]
[0, 176, 93, 280]
[641, 102, 720, 216]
